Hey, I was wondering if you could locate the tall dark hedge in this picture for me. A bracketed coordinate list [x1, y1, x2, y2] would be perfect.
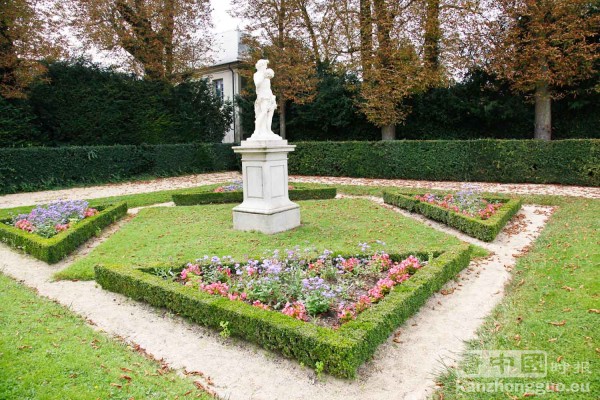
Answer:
[237, 67, 599, 141]
[0, 97, 42, 147]
[3, 60, 233, 147]
[289, 140, 599, 186]
[0, 143, 237, 194]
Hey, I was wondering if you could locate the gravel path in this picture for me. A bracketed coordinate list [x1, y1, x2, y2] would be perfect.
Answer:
[292, 175, 600, 199]
[0, 171, 240, 208]
[0, 171, 598, 209]
[0, 195, 554, 400]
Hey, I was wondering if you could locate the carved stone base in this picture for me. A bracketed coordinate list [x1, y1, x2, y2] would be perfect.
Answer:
[232, 204, 300, 234]
[232, 140, 301, 234]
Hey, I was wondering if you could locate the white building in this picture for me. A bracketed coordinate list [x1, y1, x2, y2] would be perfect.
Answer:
[203, 30, 246, 143]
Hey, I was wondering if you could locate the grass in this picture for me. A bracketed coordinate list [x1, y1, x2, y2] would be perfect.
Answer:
[432, 196, 599, 399]
[0, 273, 211, 399]
[55, 198, 470, 281]
[2, 179, 595, 395]
[0, 184, 223, 220]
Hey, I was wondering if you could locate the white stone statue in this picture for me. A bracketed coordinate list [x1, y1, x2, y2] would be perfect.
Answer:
[250, 59, 280, 140]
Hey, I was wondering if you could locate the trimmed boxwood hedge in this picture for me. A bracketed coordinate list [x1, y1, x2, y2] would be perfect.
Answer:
[95, 244, 471, 378]
[289, 139, 600, 186]
[172, 187, 337, 206]
[0, 143, 238, 194]
[383, 190, 522, 242]
[0, 202, 127, 263]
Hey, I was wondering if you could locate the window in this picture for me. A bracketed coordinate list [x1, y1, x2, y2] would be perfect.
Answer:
[213, 79, 224, 100]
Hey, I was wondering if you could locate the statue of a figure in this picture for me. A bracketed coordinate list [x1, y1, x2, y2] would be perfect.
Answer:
[251, 59, 280, 140]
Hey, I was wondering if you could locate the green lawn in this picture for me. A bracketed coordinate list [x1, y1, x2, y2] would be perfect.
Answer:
[55, 198, 469, 281]
[0, 273, 210, 400]
[433, 196, 599, 399]
[2, 180, 596, 398]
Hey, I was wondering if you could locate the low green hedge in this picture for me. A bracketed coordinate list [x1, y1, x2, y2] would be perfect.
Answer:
[95, 244, 471, 378]
[383, 190, 522, 242]
[0, 143, 238, 194]
[172, 187, 337, 206]
[0, 202, 127, 263]
[289, 140, 600, 186]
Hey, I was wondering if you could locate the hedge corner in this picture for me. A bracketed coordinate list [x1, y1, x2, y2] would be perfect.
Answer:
[0, 202, 128, 263]
[383, 190, 522, 242]
[94, 243, 471, 378]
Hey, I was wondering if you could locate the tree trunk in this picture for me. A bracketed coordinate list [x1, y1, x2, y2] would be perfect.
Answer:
[534, 82, 551, 140]
[423, 0, 441, 85]
[359, 0, 373, 75]
[381, 124, 395, 140]
[279, 98, 286, 139]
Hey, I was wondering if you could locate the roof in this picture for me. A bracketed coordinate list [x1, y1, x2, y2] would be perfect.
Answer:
[211, 29, 247, 67]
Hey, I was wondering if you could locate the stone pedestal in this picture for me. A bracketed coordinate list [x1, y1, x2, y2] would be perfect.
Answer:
[232, 140, 300, 234]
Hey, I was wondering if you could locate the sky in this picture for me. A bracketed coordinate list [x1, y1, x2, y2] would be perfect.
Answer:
[212, 0, 242, 33]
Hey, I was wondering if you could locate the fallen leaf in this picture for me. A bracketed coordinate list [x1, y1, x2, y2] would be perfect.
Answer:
[549, 320, 566, 327]
[548, 338, 558, 343]
[556, 356, 563, 363]
[110, 383, 122, 389]
[120, 375, 132, 381]
[561, 286, 574, 292]
[588, 309, 600, 314]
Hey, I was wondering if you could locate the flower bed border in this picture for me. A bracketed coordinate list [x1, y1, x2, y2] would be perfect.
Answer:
[95, 243, 471, 378]
[0, 202, 128, 263]
[383, 190, 522, 242]
[172, 187, 337, 206]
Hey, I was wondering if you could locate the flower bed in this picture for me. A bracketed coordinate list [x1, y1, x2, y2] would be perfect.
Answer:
[0, 202, 127, 263]
[95, 243, 472, 378]
[172, 184, 336, 206]
[154, 247, 427, 328]
[10, 200, 100, 238]
[383, 187, 522, 242]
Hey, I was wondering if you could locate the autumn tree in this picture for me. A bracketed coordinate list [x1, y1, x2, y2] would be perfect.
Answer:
[232, 0, 317, 139]
[487, 0, 599, 140]
[353, 0, 427, 140]
[66, 0, 213, 82]
[1, 0, 63, 98]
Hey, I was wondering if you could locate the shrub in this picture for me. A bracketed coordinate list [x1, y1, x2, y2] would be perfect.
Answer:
[172, 187, 337, 206]
[383, 190, 522, 242]
[0, 202, 127, 263]
[289, 140, 600, 186]
[95, 244, 471, 378]
[26, 60, 233, 146]
[0, 144, 238, 194]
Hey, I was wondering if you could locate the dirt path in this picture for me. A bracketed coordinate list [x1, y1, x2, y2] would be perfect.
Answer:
[0, 197, 554, 400]
[1, 171, 598, 209]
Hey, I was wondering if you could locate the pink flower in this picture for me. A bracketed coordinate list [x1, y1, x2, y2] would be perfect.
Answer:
[181, 264, 201, 280]
[388, 264, 410, 283]
[342, 257, 360, 272]
[252, 300, 270, 310]
[54, 223, 70, 233]
[228, 292, 248, 301]
[368, 253, 392, 271]
[355, 295, 372, 312]
[282, 301, 308, 321]
[15, 219, 35, 233]
[337, 303, 356, 323]
[84, 208, 98, 218]
[200, 282, 229, 296]
[214, 187, 225, 193]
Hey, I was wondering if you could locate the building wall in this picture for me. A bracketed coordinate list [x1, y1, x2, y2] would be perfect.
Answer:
[204, 66, 243, 143]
